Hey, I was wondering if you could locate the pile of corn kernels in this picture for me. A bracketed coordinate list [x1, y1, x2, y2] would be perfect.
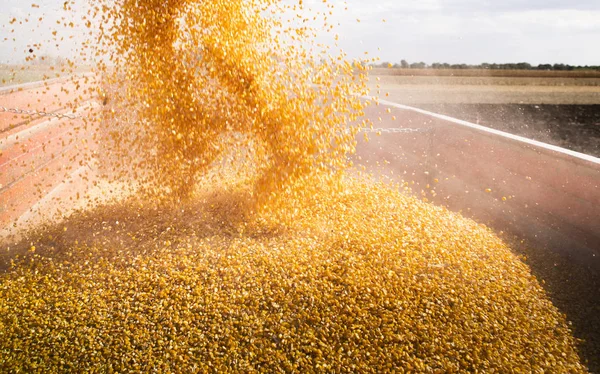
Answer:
[0, 179, 586, 372]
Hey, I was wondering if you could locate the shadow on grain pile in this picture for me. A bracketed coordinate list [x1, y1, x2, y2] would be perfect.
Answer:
[510, 237, 600, 373]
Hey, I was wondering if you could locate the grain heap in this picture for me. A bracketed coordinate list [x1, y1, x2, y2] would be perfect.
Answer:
[0, 0, 587, 372]
[0, 179, 586, 372]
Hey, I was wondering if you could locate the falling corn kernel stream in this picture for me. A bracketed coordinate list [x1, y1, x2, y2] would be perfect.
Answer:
[0, 0, 587, 372]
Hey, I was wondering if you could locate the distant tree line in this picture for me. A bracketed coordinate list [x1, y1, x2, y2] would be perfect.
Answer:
[375, 60, 600, 71]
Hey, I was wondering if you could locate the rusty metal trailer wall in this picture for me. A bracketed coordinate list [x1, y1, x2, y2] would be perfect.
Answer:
[356, 99, 600, 272]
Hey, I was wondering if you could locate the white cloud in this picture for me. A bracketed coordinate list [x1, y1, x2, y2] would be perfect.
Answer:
[330, 1, 600, 65]
[1, 0, 598, 65]
[499, 9, 600, 32]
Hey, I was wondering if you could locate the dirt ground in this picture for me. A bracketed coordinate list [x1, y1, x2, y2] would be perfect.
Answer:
[370, 67, 600, 79]
[416, 104, 600, 157]
[372, 83, 600, 105]
[369, 75, 600, 158]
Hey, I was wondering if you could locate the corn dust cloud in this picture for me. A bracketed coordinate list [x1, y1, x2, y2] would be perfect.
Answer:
[92, 0, 369, 212]
[0, 0, 587, 372]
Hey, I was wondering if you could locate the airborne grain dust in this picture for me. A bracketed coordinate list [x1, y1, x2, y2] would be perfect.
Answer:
[0, 0, 588, 372]
[94, 0, 369, 214]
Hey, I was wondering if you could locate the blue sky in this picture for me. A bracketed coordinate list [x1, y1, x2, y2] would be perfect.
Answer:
[1, 0, 599, 65]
